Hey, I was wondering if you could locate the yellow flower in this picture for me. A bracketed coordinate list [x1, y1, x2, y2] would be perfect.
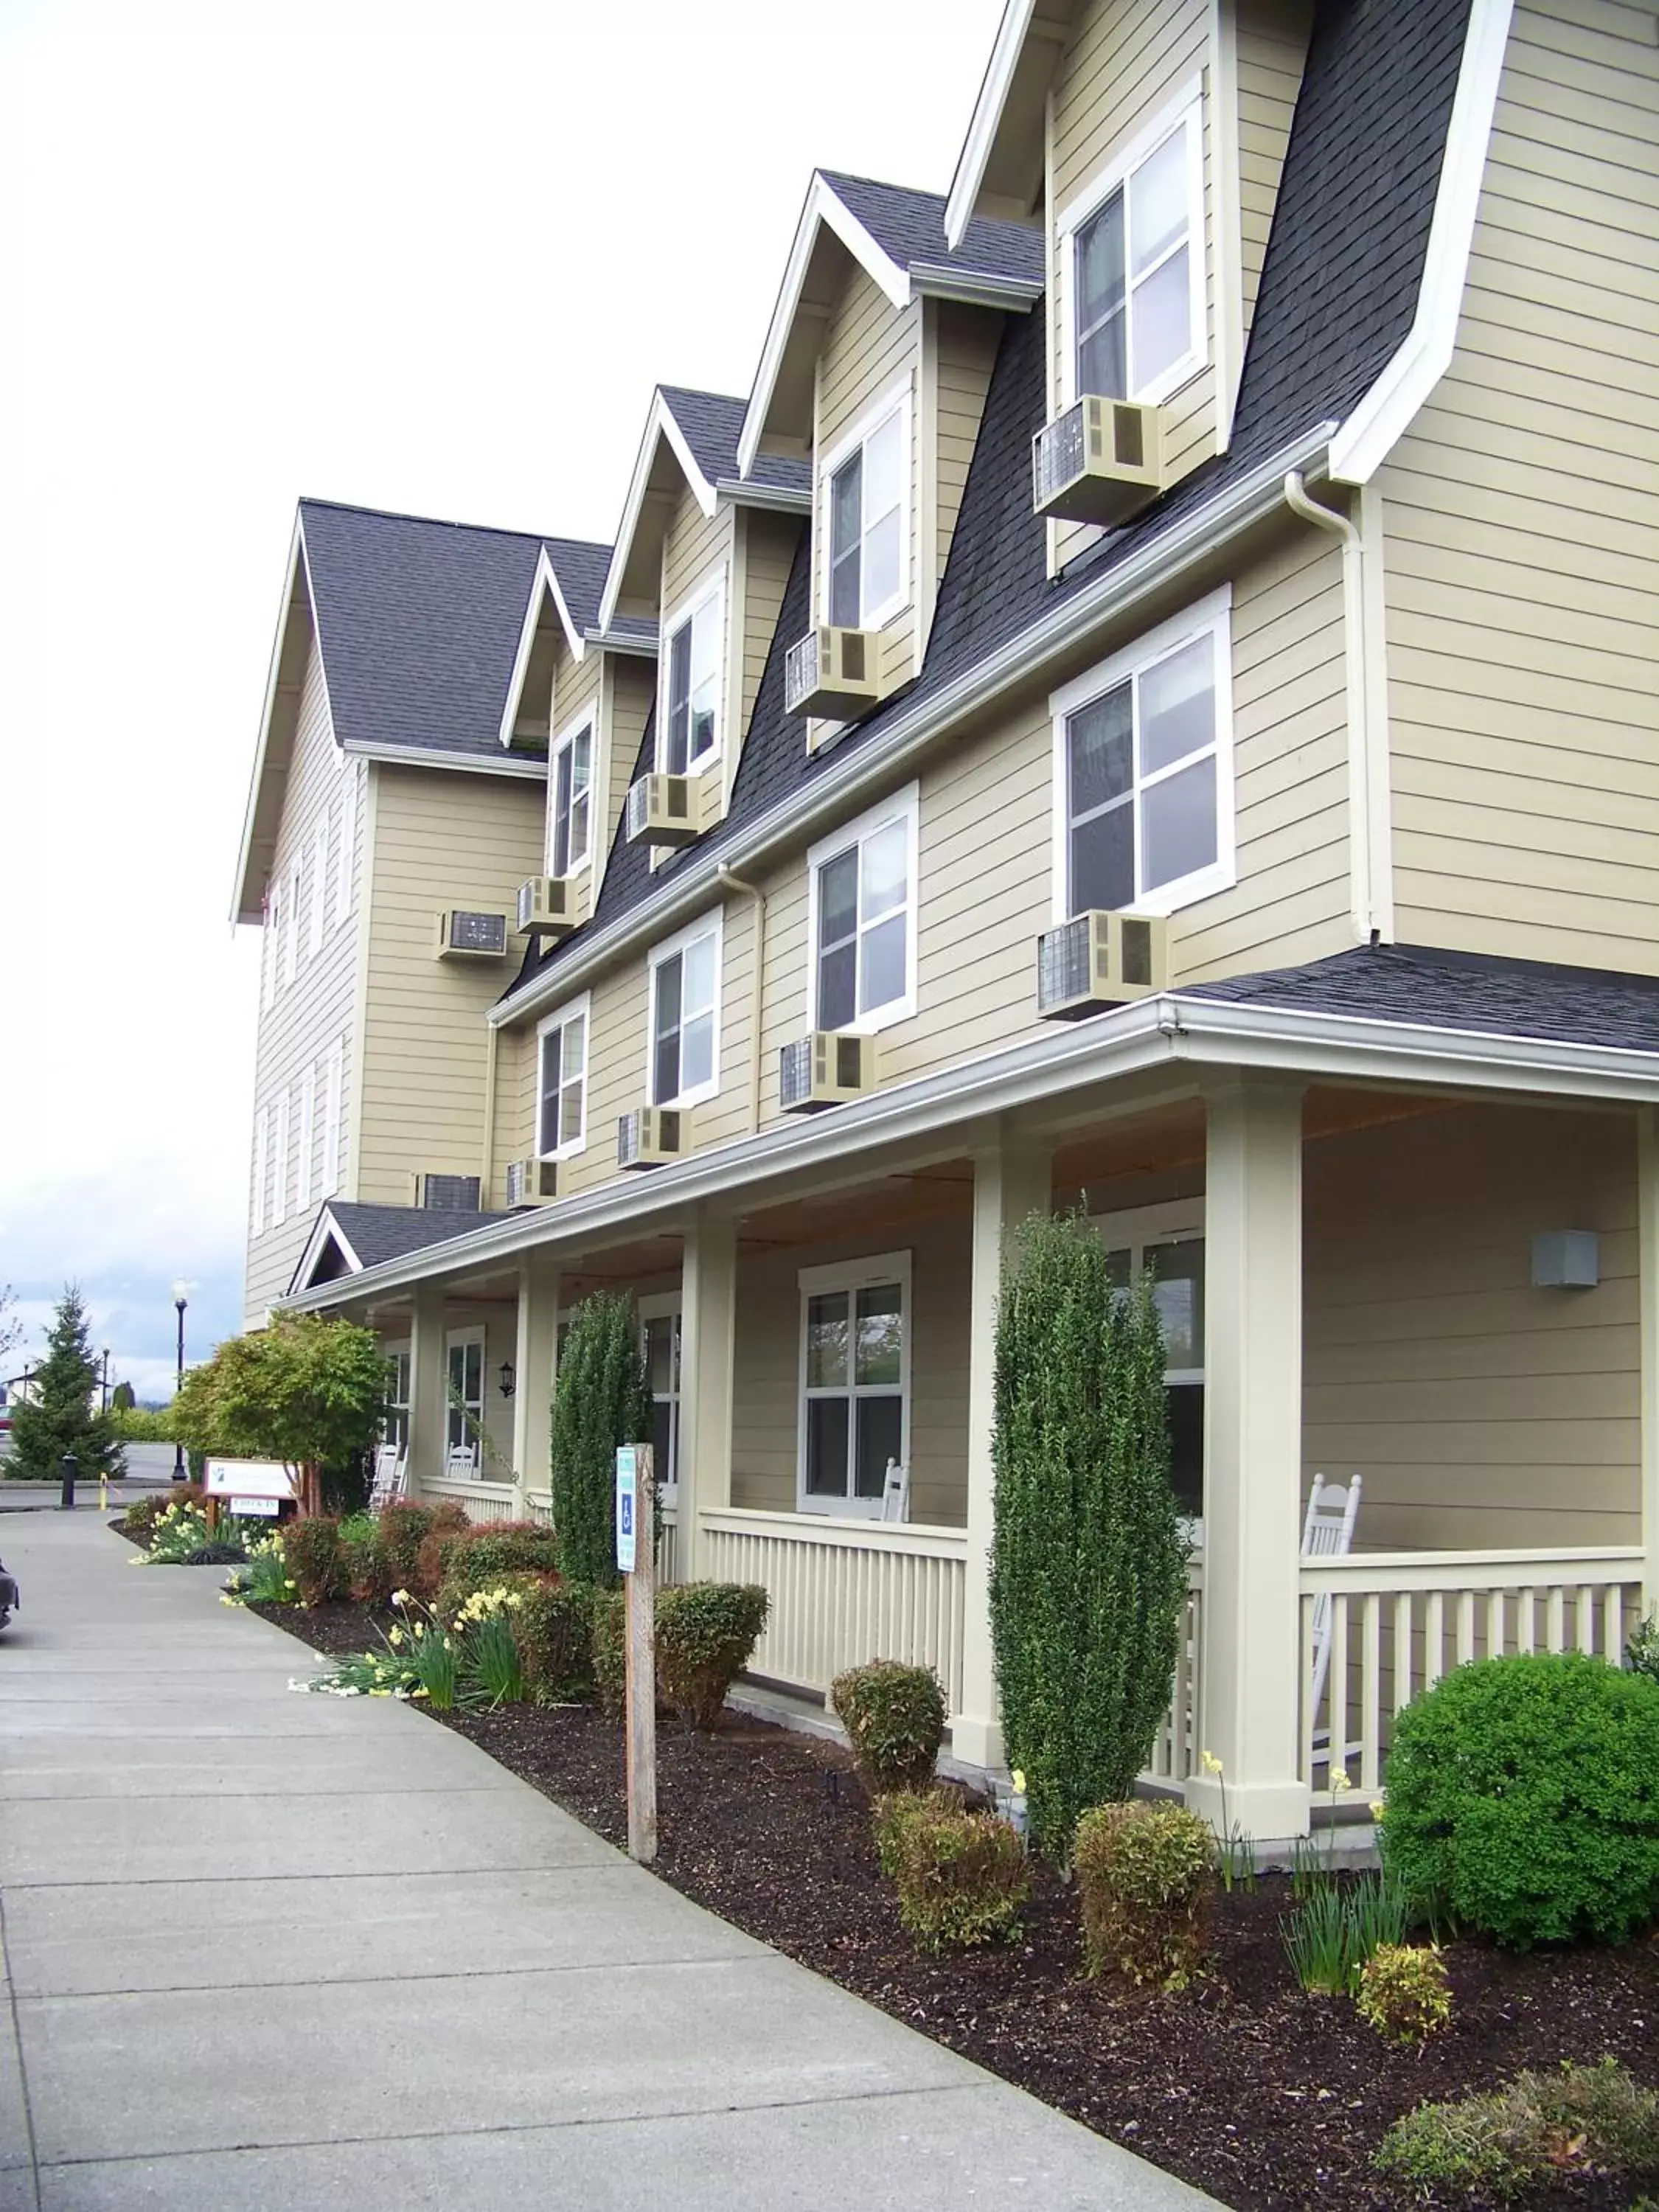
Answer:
[388, 1627, 404, 1648]
[1201, 1750, 1224, 1778]
[1329, 1770, 1352, 1794]
[1370, 1799, 1386, 1823]
[391, 1589, 411, 1608]
[1010, 1770, 1026, 1795]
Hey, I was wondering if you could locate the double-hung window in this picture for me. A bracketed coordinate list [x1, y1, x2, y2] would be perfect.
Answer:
[640, 1298, 681, 1495]
[445, 1329, 484, 1467]
[648, 914, 721, 1109]
[807, 785, 917, 1034]
[1052, 590, 1233, 918]
[824, 394, 908, 630]
[663, 582, 723, 775]
[1095, 1203, 1205, 1520]
[536, 997, 588, 1161]
[549, 711, 594, 877]
[1063, 92, 1203, 408]
[799, 1253, 908, 1516]
[383, 1346, 411, 1455]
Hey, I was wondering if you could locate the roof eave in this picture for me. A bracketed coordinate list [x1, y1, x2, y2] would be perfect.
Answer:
[712, 476, 813, 515]
[598, 390, 722, 633]
[230, 515, 316, 927]
[944, 0, 1043, 251]
[908, 264, 1042, 310]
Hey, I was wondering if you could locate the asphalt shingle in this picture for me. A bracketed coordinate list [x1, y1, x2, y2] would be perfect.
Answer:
[820, 170, 1044, 288]
[293, 1200, 516, 1292]
[659, 388, 813, 499]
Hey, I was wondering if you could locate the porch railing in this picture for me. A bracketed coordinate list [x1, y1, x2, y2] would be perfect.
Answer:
[1301, 1546, 1646, 1793]
[417, 1475, 521, 1526]
[1143, 1573, 1204, 1787]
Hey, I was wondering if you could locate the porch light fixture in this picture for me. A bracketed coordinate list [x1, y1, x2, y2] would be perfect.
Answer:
[1531, 1231, 1599, 1290]
[498, 1360, 516, 1399]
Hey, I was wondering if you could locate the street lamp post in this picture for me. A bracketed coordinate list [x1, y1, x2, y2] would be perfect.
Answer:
[171, 1281, 189, 1481]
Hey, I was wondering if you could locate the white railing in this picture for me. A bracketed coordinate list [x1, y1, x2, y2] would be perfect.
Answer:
[418, 1475, 521, 1526]
[657, 1502, 681, 1586]
[1301, 1547, 1646, 1794]
[522, 1489, 555, 1530]
[698, 1506, 969, 1714]
[1143, 1573, 1204, 1786]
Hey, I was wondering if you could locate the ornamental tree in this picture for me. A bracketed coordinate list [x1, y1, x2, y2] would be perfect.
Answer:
[6, 1286, 124, 1482]
[171, 1315, 387, 1515]
[550, 1290, 652, 1588]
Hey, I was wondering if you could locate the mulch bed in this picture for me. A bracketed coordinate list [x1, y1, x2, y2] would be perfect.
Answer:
[254, 1596, 1659, 2210]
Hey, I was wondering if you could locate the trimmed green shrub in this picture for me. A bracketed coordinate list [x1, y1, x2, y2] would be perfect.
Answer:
[511, 1578, 598, 1701]
[378, 1501, 468, 1597]
[592, 1590, 627, 1717]
[122, 1484, 206, 1539]
[1073, 1800, 1214, 1988]
[1381, 1652, 1659, 1948]
[337, 1513, 392, 1606]
[550, 1292, 652, 1589]
[429, 1522, 563, 1617]
[655, 1582, 769, 1729]
[1628, 1612, 1659, 1683]
[1375, 2059, 1659, 2201]
[873, 1790, 1029, 1952]
[280, 1514, 345, 1607]
[1355, 1943, 1452, 2046]
[989, 1211, 1189, 1862]
[831, 1661, 947, 1794]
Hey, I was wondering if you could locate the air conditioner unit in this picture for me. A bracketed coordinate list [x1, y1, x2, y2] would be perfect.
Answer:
[625, 770, 720, 848]
[779, 1031, 878, 1113]
[1035, 911, 1169, 1019]
[434, 909, 509, 959]
[1032, 397, 1164, 526]
[785, 627, 888, 720]
[516, 877, 577, 938]
[504, 1157, 558, 1208]
[616, 1105, 689, 1170]
[411, 1172, 483, 1211]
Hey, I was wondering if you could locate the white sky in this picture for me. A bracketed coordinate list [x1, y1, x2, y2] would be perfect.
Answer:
[0, 0, 1004, 1397]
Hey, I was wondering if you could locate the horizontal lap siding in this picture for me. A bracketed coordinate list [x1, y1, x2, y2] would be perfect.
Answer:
[599, 657, 653, 897]
[1382, 0, 1659, 970]
[1236, 0, 1307, 336]
[741, 511, 799, 742]
[662, 488, 732, 618]
[1302, 1104, 1639, 1551]
[934, 305, 1002, 588]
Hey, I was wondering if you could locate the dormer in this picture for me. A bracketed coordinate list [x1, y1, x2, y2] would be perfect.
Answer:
[741, 170, 1042, 748]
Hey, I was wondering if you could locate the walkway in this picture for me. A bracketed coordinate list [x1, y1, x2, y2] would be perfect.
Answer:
[0, 1512, 1212, 2211]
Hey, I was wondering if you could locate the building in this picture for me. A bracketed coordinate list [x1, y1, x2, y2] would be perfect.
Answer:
[237, 0, 1659, 1841]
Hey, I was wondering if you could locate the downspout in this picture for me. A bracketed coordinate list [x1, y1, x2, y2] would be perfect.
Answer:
[479, 1017, 500, 1206]
[1281, 472, 1391, 945]
[718, 863, 766, 1136]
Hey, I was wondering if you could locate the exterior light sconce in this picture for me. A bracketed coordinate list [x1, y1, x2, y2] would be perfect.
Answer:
[1531, 1231, 1599, 1289]
[498, 1360, 516, 1399]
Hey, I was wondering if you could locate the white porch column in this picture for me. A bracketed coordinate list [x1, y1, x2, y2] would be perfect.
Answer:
[679, 1206, 737, 1584]
[407, 1280, 448, 1489]
[511, 1256, 560, 1508]
[954, 1124, 1052, 1771]
[1185, 1077, 1311, 1842]
[1638, 1110, 1659, 1618]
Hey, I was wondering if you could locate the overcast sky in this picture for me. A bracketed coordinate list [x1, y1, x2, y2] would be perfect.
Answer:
[0, 0, 1003, 1397]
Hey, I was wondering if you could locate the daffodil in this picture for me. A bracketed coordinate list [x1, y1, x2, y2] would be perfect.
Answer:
[1010, 1769, 1026, 1794]
[1329, 1770, 1352, 1795]
[1370, 1799, 1386, 1823]
[1201, 1750, 1225, 1778]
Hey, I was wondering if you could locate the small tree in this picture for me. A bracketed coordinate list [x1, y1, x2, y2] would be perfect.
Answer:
[550, 1291, 651, 1588]
[111, 1380, 136, 1413]
[171, 1315, 386, 1516]
[989, 1209, 1189, 1863]
[7, 1287, 125, 1482]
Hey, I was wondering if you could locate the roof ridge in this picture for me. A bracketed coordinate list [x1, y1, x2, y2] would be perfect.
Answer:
[658, 383, 745, 411]
[818, 167, 945, 204]
[299, 493, 560, 546]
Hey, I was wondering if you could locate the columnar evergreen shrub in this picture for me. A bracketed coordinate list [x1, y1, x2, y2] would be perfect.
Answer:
[831, 1661, 947, 1793]
[281, 1515, 345, 1607]
[549, 1293, 652, 1589]
[654, 1582, 769, 1728]
[989, 1211, 1189, 1860]
[1381, 1652, 1659, 1948]
[1073, 1801, 1214, 1987]
[873, 1790, 1029, 1952]
[7, 1287, 125, 1482]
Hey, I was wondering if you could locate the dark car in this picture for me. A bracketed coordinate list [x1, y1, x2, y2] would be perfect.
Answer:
[0, 1557, 16, 1632]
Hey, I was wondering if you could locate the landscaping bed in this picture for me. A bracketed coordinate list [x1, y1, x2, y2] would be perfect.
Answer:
[259, 1594, 1658, 2211]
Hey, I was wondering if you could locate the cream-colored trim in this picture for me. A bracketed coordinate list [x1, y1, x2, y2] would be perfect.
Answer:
[498, 548, 588, 749]
[291, 1203, 366, 1293]
[480, 1018, 500, 1200]
[1356, 481, 1394, 940]
[534, 991, 592, 1164]
[796, 1247, 912, 1520]
[944, 0, 1038, 251]
[816, 375, 914, 633]
[1208, 0, 1244, 452]
[804, 781, 920, 1037]
[646, 907, 726, 1112]
[338, 742, 546, 782]
[1640, 1108, 1659, 1618]
[232, 519, 330, 924]
[600, 390, 721, 636]
[917, 299, 940, 658]
[345, 762, 379, 1200]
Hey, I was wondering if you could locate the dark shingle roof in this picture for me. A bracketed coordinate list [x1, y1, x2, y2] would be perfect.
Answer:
[300, 501, 552, 761]
[820, 170, 1044, 288]
[659, 387, 813, 500]
[540, 537, 611, 636]
[310, 1200, 515, 1276]
[1183, 944, 1659, 1056]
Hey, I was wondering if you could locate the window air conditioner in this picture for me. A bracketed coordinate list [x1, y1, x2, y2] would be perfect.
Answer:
[784, 627, 888, 720]
[504, 1157, 558, 1208]
[434, 909, 509, 959]
[1032, 397, 1164, 526]
[779, 1032, 878, 1113]
[1035, 911, 1169, 1019]
[625, 770, 720, 848]
[616, 1106, 689, 1170]
[411, 1173, 483, 1211]
[516, 877, 577, 938]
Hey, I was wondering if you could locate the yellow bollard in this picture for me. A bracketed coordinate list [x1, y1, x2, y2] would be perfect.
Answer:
[98, 1472, 108, 1512]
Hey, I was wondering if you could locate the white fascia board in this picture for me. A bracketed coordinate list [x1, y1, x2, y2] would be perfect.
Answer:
[712, 477, 813, 515]
[339, 741, 547, 782]
[585, 627, 659, 659]
[737, 173, 914, 479]
[944, 0, 1037, 251]
[493, 420, 1337, 1031]
[1329, 0, 1513, 484]
[230, 516, 310, 925]
[907, 265, 1043, 311]
[598, 390, 720, 634]
[290, 1206, 364, 1295]
[497, 547, 585, 750]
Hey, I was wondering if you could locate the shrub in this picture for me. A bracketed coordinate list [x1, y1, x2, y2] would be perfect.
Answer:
[431, 1523, 563, 1617]
[1381, 1652, 1659, 1949]
[655, 1582, 770, 1729]
[874, 1790, 1029, 1952]
[1355, 1943, 1452, 2046]
[281, 1515, 345, 1607]
[990, 1211, 1189, 1861]
[1073, 1801, 1214, 1988]
[592, 1590, 627, 1717]
[1375, 2059, 1659, 2201]
[1628, 1613, 1659, 1683]
[1281, 1870, 1410, 1997]
[337, 1512, 392, 1605]
[378, 1501, 468, 1597]
[831, 1661, 946, 1795]
[512, 1578, 597, 1701]
[550, 1291, 652, 1589]
[122, 1484, 205, 1538]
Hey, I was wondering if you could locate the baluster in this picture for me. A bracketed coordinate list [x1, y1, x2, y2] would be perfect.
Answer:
[1546, 1584, 1565, 1651]
[1604, 1584, 1624, 1663]
[1331, 1595, 1350, 1781]
[1360, 1593, 1381, 1793]
[1392, 1592, 1413, 1714]
[1425, 1590, 1445, 1688]
[1299, 1591, 1317, 1785]
[1577, 1586, 1596, 1656]
[1455, 1589, 1475, 1666]
[1517, 1588, 1536, 1654]
[1486, 1589, 1505, 1663]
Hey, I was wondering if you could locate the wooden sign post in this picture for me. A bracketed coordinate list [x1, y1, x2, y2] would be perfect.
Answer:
[616, 1442, 657, 1865]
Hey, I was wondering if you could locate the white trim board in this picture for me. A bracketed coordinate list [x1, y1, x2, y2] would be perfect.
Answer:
[290, 1205, 365, 1295]
[498, 547, 587, 748]
[599, 389, 721, 636]
[945, 0, 1040, 252]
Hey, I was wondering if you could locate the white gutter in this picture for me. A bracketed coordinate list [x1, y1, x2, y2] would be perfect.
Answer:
[284, 992, 1659, 1312]
[713, 479, 813, 515]
[341, 741, 547, 782]
[493, 422, 1338, 1030]
[908, 265, 1043, 310]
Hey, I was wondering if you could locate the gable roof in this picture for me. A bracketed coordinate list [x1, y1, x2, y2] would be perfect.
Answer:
[289, 1200, 515, 1295]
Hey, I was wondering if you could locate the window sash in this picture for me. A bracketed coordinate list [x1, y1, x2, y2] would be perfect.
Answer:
[665, 597, 720, 774]
[551, 727, 593, 877]
[643, 1312, 680, 1490]
[650, 929, 717, 1106]
[383, 1350, 411, 1453]
[825, 407, 904, 630]
[538, 1009, 587, 1158]
[1065, 633, 1217, 912]
[445, 1336, 484, 1456]
[813, 808, 911, 1032]
[799, 1275, 906, 1509]
[1070, 111, 1196, 404]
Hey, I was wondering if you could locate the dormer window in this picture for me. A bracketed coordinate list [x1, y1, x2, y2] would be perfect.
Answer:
[662, 578, 724, 774]
[549, 710, 594, 877]
[821, 389, 909, 631]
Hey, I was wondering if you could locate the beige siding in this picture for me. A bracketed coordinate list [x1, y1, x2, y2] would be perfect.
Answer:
[1303, 1104, 1639, 1551]
[1236, 0, 1307, 336]
[243, 627, 363, 1325]
[356, 762, 545, 1206]
[661, 484, 734, 620]
[1382, 0, 1659, 970]
[934, 304, 1002, 588]
[598, 655, 655, 897]
[740, 509, 800, 740]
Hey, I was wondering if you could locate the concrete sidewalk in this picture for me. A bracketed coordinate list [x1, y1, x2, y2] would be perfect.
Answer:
[0, 1514, 1213, 2211]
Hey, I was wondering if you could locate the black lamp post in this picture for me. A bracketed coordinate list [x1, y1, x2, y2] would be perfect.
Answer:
[171, 1280, 189, 1481]
[100, 1349, 111, 1413]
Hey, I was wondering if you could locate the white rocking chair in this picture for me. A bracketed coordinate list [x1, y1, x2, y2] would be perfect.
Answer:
[367, 1442, 408, 1517]
[445, 1441, 481, 1480]
[880, 1458, 911, 1524]
[1304, 1473, 1363, 1772]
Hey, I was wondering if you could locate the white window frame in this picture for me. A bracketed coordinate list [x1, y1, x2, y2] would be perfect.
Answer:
[1092, 1199, 1206, 1534]
[796, 1250, 911, 1520]
[1049, 586, 1235, 922]
[646, 908, 724, 1111]
[817, 378, 913, 633]
[548, 703, 597, 878]
[282, 863, 299, 987]
[321, 1038, 343, 1197]
[535, 993, 591, 1163]
[639, 1292, 681, 1498]
[444, 1325, 486, 1464]
[260, 886, 276, 1012]
[804, 782, 919, 1037]
[250, 1108, 268, 1237]
[307, 823, 328, 956]
[334, 771, 356, 927]
[1056, 80, 1206, 413]
[657, 569, 727, 777]
[383, 1342, 411, 1455]
[269, 1089, 290, 1229]
[296, 1065, 316, 1211]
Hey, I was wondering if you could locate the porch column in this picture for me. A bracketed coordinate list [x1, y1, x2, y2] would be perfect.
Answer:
[1186, 1077, 1311, 1842]
[407, 1280, 448, 1489]
[679, 1206, 737, 1583]
[954, 1124, 1052, 1771]
[511, 1255, 560, 1509]
[1638, 1110, 1659, 1618]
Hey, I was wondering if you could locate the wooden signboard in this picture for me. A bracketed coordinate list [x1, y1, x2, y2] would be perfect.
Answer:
[616, 1443, 657, 1865]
